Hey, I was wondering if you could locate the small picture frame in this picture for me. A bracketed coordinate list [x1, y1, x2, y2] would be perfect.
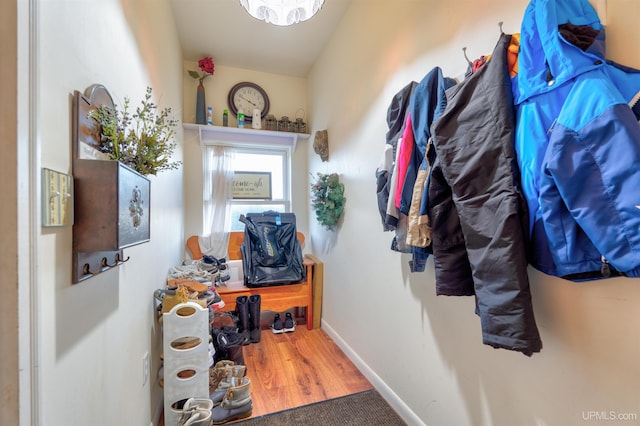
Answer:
[233, 171, 272, 199]
[42, 168, 74, 227]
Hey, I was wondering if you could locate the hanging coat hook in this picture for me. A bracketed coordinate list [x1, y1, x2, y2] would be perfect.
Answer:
[498, 21, 504, 34]
[115, 252, 131, 264]
[462, 47, 472, 66]
[101, 256, 117, 269]
[82, 263, 94, 278]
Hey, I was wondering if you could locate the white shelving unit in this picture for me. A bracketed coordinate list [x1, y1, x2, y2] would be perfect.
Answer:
[183, 123, 310, 151]
[162, 302, 209, 426]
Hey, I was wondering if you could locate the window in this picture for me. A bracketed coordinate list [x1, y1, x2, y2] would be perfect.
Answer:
[203, 145, 291, 233]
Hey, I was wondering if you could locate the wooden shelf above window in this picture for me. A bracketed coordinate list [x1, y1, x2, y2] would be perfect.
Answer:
[183, 123, 310, 151]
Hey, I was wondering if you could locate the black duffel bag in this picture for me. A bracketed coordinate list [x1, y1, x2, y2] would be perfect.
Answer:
[239, 211, 305, 287]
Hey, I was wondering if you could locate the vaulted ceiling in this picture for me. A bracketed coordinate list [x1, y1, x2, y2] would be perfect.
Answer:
[169, 0, 352, 77]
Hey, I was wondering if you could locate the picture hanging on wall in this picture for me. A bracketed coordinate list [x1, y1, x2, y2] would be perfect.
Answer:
[233, 171, 272, 199]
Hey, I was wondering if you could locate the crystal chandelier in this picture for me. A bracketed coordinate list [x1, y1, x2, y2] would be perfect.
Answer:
[239, 0, 325, 26]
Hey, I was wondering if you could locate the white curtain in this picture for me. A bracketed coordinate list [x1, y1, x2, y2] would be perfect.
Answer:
[199, 145, 234, 259]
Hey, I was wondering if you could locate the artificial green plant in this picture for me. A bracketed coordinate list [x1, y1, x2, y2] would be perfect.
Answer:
[311, 172, 346, 231]
[88, 86, 181, 176]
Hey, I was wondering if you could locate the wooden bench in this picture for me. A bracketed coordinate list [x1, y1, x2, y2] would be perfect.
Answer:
[186, 232, 317, 330]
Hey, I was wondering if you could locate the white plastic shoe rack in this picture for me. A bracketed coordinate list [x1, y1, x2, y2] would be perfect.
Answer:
[163, 302, 209, 426]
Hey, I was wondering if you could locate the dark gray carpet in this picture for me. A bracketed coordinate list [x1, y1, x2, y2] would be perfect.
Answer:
[235, 389, 406, 425]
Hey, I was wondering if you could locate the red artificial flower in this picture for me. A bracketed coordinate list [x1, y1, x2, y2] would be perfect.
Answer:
[188, 56, 215, 82]
[198, 56, 215, 75]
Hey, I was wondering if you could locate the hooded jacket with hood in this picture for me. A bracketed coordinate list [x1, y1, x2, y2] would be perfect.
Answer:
[514, 0, 640, 280]
[377, 81, 416, 234]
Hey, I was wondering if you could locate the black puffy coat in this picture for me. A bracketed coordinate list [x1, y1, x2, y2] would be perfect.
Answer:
[428, 34, 542, 355]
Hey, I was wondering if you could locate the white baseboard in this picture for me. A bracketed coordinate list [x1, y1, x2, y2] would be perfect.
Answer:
[321, 320, 425, 426]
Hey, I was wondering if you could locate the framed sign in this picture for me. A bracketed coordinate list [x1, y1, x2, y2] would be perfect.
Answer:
[42, 168, 74, 227]
[233, 171, 272, 199]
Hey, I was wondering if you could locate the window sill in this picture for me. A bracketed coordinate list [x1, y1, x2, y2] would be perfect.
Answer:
[183, 123, 310, 151]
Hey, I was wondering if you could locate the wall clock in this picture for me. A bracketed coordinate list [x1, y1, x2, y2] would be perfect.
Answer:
[227, 82, 270, 122]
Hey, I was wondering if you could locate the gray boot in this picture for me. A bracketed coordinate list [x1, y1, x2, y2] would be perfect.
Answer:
[211, 377, 253, 424]
[210, 364, 246, 405]
[178, 398, 213, 426]
[209, 360, 234, 396]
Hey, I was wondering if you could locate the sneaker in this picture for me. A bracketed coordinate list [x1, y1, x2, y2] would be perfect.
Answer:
[154, 288, 175, 303]
[283, 312, 296, 333]
[203, 255, 231, 284]
[199, 260, 219, 274]
[199, 289, 220, 306]
[168, 263, 199, 277]
[210, 298, 226, 312]
[218, 259, 231, 282]
[168, 264, 213, 281]
[202, 255, 221, 270]
[218, 268, 231, 283]
[271, 313, 284, 334]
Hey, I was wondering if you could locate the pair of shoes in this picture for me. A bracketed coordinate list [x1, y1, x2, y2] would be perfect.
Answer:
[203, 255, 231, 284]
[167, 264, 213, 281]
[235, 295, 261, 344]
[271, 312, 295, 334]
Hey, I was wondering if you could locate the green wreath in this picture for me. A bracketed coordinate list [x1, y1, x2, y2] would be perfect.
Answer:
[311, 172, 346, 231]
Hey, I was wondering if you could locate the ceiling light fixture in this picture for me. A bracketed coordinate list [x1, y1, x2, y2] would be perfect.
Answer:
[239, 0, 325, 26]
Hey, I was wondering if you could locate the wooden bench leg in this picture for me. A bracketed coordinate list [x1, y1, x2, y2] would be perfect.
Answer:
[306, 304, 313, 330]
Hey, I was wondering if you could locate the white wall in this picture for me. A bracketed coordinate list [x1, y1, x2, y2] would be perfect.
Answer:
[308, 1, 640, 425]
[37, 0, 183, 424]
[182, 64, 310, 244]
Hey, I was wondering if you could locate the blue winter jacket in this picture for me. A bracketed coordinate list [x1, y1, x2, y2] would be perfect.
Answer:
[514, 0, 640, 279]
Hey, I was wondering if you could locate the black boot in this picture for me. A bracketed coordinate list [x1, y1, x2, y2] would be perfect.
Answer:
[221, 326, 245, 366]
[235, 296, 251, 345]
[226, 341, 245, 366]
[211, 326, 246, 366]
[248, 295, 261, 343]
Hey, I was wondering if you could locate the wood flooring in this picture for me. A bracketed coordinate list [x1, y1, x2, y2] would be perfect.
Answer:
[160, 323, 372, 424]
[242, 325, 373, 418]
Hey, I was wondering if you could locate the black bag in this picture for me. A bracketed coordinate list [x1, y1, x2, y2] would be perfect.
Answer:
[239, 211, 305, 287]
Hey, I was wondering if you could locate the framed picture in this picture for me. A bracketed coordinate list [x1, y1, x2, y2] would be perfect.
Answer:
[41, 168, 73, 227]
[233, 171, 272, 199]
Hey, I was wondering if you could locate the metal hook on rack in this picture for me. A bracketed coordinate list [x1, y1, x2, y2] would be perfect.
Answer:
[498, 21, 504, 34]
[82, 263, 94, 278]
[115, 253, 130, 264]
[462, 47, 472, 66]
[101, 256, 117, 269]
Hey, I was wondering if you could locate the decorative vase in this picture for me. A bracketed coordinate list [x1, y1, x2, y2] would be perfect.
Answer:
[196, 81, 206, 125]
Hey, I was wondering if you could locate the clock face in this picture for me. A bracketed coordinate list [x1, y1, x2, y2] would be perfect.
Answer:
[228, 82, 270, 122]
